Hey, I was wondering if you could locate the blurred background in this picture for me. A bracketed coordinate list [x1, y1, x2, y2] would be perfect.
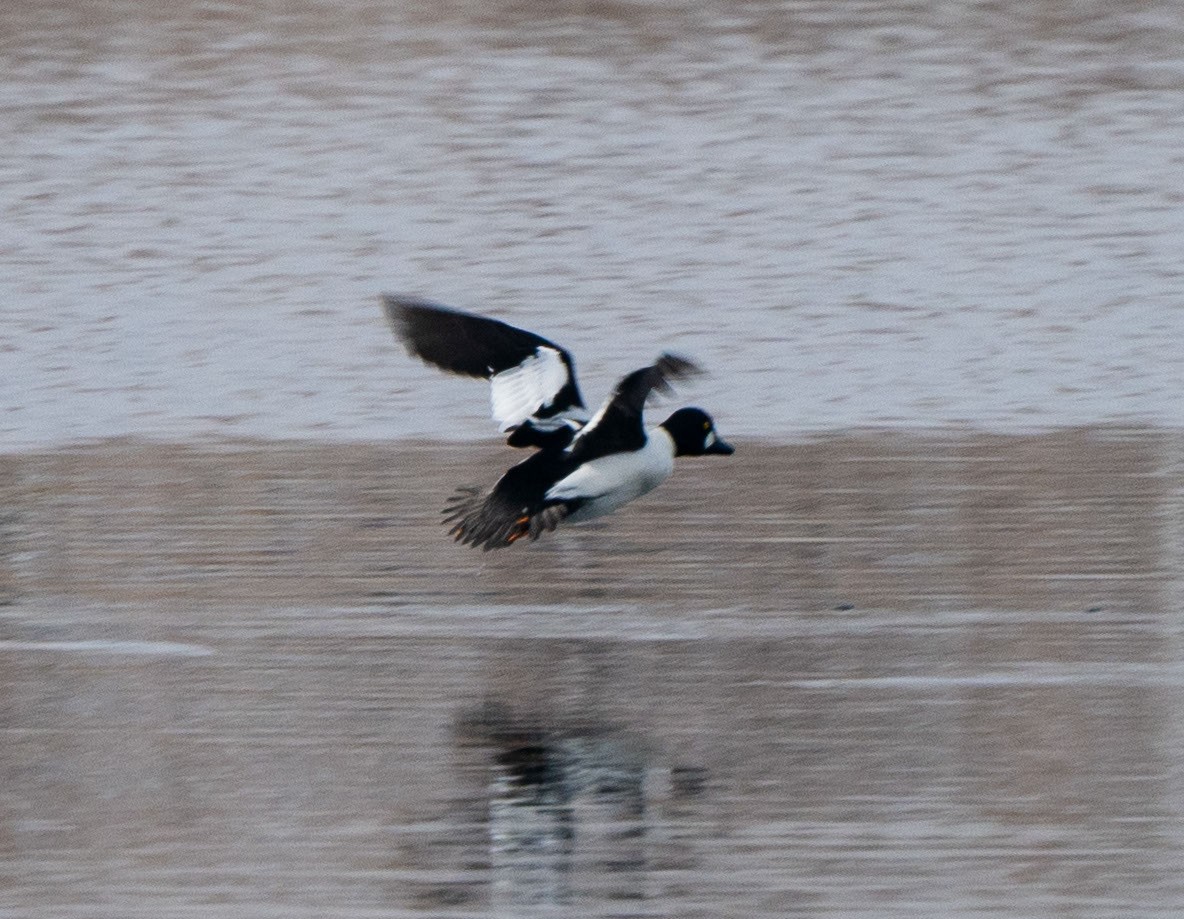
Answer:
[3, 1, 1184, 916]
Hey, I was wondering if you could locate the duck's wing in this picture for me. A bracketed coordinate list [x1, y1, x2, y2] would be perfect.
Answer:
[442, 451, 575, 550]
[565, 353, 702, 464]
[383, 295, 590, 445]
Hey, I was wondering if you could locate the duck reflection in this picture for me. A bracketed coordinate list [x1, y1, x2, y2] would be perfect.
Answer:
[460, 705, 659, 907]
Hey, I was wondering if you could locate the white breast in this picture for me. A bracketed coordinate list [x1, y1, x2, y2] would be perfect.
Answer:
[546, 428, 676, 523]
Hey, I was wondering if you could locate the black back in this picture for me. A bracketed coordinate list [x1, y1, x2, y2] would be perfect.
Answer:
[566, 353, 701, 464]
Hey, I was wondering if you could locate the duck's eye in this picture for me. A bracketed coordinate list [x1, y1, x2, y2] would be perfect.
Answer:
[703, 421, 710, 431]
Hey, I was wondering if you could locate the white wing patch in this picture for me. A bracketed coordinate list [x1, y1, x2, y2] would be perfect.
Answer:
[489, 346, 571, 431]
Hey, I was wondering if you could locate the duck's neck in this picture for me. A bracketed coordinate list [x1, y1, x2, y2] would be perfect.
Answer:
[648, 425, 677, 453]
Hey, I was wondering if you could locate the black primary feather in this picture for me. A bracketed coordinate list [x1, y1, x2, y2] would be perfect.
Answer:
[382, 295, 564, 377]
[442, 450, 582, 550]
[382, 295, 587, 443]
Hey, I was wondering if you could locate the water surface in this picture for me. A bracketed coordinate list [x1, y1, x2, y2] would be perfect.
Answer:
[5, 1, 1184, 913]
[2, 433, 1183, 916]
[3, 0, 1184, 445]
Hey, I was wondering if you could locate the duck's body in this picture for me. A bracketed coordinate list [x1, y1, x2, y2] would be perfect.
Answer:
[548, 426, 675, 521]
[384, 295, 733, 549]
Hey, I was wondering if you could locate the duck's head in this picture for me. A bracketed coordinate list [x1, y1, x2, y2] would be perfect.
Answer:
[660, 407, 735, 457]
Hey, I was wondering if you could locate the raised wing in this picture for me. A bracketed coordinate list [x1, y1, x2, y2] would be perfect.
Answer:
[566, 353, 702, 464]
[383, 295, 589, 444]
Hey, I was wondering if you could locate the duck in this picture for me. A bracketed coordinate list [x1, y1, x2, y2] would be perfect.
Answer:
[383, 295, 734, 549]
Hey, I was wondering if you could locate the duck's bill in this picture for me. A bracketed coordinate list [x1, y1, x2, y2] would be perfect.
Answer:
[705, 437, 735, 455]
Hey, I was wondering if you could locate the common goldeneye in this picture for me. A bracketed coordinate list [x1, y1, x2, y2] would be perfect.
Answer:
[383, 295, 734, 549]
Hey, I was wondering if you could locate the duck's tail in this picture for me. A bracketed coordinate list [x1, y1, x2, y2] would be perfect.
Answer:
[442, 486, 570, 551]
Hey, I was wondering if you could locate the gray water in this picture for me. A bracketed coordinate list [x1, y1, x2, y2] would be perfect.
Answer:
[3, 0, 1184, 445]
[5, 1, 1184, 916]
[3, 433, 1184, 917]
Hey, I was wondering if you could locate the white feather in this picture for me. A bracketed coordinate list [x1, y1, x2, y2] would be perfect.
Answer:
[568, 396, 612, 449]
[546, 428, 676, 522]
[489, 346, 571, 431]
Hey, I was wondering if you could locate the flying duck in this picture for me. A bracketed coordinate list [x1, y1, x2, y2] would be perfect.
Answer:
[383, 295, 734, 549]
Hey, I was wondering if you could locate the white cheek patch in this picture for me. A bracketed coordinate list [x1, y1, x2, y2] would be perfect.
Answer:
[704, 430, 717, 448]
